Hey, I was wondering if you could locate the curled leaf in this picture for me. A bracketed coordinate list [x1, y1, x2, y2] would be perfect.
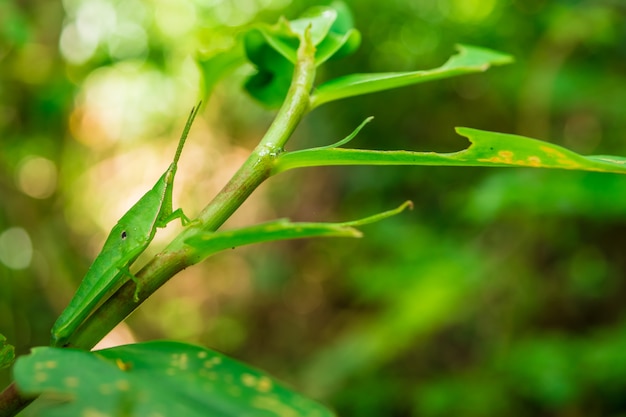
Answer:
[242, 2, 359, 107]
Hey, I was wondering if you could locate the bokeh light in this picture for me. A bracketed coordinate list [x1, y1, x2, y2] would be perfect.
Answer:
[0, 228, 32, 270]
[16, 156, 58, 199]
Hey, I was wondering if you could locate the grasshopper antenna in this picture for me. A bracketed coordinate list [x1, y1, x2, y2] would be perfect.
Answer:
[174, 101, 202, 165]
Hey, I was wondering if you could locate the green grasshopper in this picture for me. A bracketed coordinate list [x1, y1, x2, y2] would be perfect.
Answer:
[50, 104, 201, 347]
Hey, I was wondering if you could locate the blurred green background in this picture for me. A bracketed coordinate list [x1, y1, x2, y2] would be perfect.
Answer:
[2, 0, 626, 416]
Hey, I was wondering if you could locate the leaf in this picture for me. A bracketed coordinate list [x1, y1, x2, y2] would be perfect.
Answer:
[185, 201, 412, 262]
[310, 44, 513, 109]
[243, 28, 295, 108]
[0, 333, 15, 369]
[271, 127, 626, 175]
[14, 341, 334, 417]
[289, 7, 337, 48]
[242, 2, 359, 107]
[314, 28, 360, 66]
[247, 2, 357, 64]
[198, 45, 249, 101]
[300, 2, 360, 66]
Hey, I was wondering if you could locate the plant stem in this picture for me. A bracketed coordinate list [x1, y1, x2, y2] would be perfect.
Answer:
[70, 31, 317, 351]
[258, 31, 316, 150]
[0, 383, 31, 417]
[0, 29, 317, 417]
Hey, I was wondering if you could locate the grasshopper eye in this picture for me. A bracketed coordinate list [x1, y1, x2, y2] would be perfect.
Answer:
[121, 231, 127, 240]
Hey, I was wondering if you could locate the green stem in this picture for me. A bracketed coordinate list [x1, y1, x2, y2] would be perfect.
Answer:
[69, 32, 317, 351]
[259, 31, 317, 150]
[0, 26, 317, 417]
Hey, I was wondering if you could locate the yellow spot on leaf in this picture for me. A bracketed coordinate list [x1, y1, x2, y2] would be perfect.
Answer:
[203, 357, 222, 368]
[175, 354, 188, 370]
[527, 156, 542, 167]
[35, 372, 48, 383]
[257, 376, 273, 393]
[252, 397, 298, 416]
[539, 145, 581, 168]
[539, 145, 566, 158]
[64, 377, 79, 388]
[478, 156, 507, 164]
[116, 359, 132, 371]
[82, 408, 109, 417]
[45, 361, 57, 369]
[115, 379, 131, 391]
[241, 374, 274, 393]
[169, 353, 180, 367]
[197, 351, 208, 359]
[241, 373, 257, 387]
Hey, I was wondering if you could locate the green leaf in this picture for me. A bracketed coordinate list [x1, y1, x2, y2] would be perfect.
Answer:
[289, 7, 337, 47]
[243, 28, 294, 108]
[247, 2, 357, 64]
[0, 333, 15, 369]
[185, 201, 412, 262]
[242, 2, 359, 107]
[14, 341, 334, 417]
[317, 2, 361, 62]
[314, 28, 360, 66]
[242, 18, 298, 107]
[198, 45, 249, 101]
[296, 2, 360, 66]
[245, 20, 299, 66]
[310, 44, 514, 109]
[272, 127, 626, 175]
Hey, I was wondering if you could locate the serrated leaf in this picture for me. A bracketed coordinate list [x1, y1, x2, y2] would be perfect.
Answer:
[272, 127, 626, 175]
[14, 341, 334, 417]
[0, 333, 15, 369]
[185, 202, 411, 262]
[310, 44, 513, 109]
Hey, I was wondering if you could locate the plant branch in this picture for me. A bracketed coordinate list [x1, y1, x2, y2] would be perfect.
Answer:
[67, 31, 317, 351]
[0, 383, 32, 417]
[0, 27, 318, 417]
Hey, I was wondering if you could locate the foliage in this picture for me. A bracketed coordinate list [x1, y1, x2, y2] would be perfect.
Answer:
[0, 335, 14, 371]
[2, 0, 626, 416]
[15, 341, 332, 417]
[274, 127, 626, 174]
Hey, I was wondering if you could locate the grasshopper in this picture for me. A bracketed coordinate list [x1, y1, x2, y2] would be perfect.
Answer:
[51, 104, 200, 347]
